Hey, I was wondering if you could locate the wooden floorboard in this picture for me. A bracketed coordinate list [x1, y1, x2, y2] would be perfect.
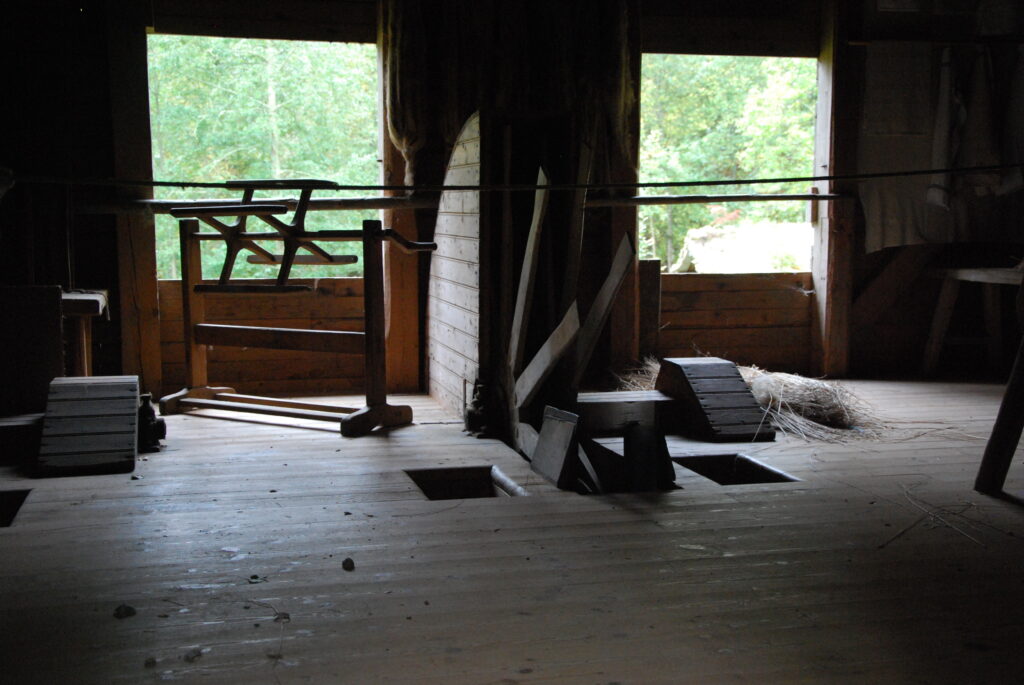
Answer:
[3, 383, 1024, 683]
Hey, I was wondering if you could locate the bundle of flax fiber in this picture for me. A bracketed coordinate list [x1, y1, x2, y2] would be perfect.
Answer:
[619, 358, 880, 443]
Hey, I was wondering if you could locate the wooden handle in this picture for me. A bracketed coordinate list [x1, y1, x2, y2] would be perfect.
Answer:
[381, 228, 437, 253]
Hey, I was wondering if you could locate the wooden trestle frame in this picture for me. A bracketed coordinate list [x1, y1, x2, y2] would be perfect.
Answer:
[158, 180, 436, 437]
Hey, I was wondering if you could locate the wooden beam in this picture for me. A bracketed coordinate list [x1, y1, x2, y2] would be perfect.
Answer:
[811, 0, 858, 377]
[576, 390, 679, 435]
[574, 234, 636, 387]
[380, 67, 422, 392]
[107, 1, 162, 396]
[150, 0, 377, 43]
[195, 323, 364, 355]
[560, 138, 594, 313]
[931, 268, 1024, 286]
[508, 168, 551, 377]
[608, 28, 642, 371]
[179, 397, 352, 422]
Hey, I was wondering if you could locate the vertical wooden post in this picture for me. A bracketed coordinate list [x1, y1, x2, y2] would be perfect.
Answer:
[362, 219, 386, 407]
[378, 34, 421, 394]
[608, 17, 642, 371]
[106, 0, 162, 396]
[638, 259, 662, 360]
[179, 219, 207, 389]
[811, 0, 857, 377]
[340, 220, 414, 437]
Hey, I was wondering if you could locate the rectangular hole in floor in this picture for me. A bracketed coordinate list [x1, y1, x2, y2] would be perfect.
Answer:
[405, 466, 525, 500]
[673, 454, 797, 485]
[0, 489, 31, 527]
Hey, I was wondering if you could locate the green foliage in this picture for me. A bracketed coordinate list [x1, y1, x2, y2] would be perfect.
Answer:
[639, 54, 817, 270]
[147, 36, 379, 279]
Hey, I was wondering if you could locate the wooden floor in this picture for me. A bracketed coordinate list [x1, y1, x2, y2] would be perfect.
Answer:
[4, 382, 1024, 684]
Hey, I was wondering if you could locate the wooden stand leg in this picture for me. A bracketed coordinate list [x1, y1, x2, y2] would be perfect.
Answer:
[923, 277, 960, 376]
[976, 336, 1024, 495]
[340, 219, 413, 437]
[161, 218, 215, 415]
[983, 283, 1002, 373]
[180, 218, 208, 389]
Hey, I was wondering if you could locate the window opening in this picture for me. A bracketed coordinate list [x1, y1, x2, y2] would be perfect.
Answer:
[146, 35, 379, 280]
[640, 54, 817, 274]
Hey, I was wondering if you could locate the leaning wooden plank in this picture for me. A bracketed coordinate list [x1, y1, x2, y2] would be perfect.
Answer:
[514, 422, 540, 459]
[514, 302, 580, 409]
[180, 398, 350, 422]
[560, 136, 594, 313]
[214, 393, 358, 414]
[195, 323, 364, 354]
[530, 406, 580, 490]
[508, 168, 550, 376]
[573, 233, 635, 387]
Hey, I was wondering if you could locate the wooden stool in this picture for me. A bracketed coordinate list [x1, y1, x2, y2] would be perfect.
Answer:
[922, 268, 1022, 375]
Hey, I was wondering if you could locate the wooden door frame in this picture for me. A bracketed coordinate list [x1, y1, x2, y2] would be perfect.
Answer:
[811, 0, 858, 377]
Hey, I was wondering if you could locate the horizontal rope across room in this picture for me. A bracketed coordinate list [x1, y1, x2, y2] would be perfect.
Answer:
[10, 162, 1024, 195]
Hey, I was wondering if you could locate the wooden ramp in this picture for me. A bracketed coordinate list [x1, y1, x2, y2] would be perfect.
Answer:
[656, 357, 775, 442]
[37, 376, 138, 475]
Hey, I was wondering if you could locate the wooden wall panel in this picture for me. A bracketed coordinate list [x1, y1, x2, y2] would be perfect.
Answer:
[150, 0, 377, 42]
[658, 272, 814, 374]
[158, 278, 365, 396]
[427, 113, 481, 417]
[641, 0, 821, 57]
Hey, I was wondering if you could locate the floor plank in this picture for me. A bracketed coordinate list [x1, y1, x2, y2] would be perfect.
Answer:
[3, 384, 1024, 683]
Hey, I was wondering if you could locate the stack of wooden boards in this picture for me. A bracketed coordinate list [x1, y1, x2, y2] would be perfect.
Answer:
[655, 357, 775, 442]
[530, 357, 774, 493]
[38, 376, 138, 476]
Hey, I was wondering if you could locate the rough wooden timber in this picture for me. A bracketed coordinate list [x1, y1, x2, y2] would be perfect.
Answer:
[656, 357, 775, 442]
[37, 376, 138, 475]
[575, 390, 683, 435]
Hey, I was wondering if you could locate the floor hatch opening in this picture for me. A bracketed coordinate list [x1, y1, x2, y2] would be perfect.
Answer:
[405, 466, 528, 500]
[673, 454, 797, 485]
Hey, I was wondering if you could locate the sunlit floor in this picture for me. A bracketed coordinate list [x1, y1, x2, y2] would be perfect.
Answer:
[3, 382, 1024, 684]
